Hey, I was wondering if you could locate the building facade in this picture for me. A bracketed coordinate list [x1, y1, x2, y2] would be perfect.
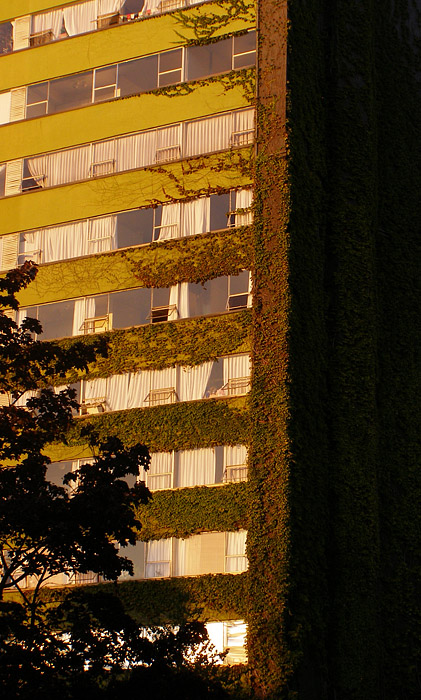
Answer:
[0, 1, 419, 699]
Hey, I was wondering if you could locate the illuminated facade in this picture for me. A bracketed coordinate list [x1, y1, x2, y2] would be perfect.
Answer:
[1, 1, 419, 697]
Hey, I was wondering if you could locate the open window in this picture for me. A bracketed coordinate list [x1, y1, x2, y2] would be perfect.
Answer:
[223, 445, 248, 483]
[150, 287, 177, 323]
[0, 22, 13, 55]
[145, 539, 172, 578]
[80, 378, 107, 415]
[225, 531, 247, 573]
[90, 139, 116, 177]
[144, 452, 174, 490]
[155, 125, 181, 164]
[227, 271, 251, 311]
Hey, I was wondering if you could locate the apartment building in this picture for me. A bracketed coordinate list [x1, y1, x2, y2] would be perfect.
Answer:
[1, 0, 419, 698]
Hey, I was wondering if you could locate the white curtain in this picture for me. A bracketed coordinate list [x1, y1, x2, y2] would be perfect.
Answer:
[145, 540, 171, 578]
[107, 373, 129, 411]
[83, 377, 107, 402]
[63, 1, 96, 36]
[28, 145, 91, 188]
[146, 452, 173, 490]
[88, 216, 117, 254]
[19, 230, 41, 262]
[177, 448, 215, 487]
[0, 92, 11, 126]
[127, 370, 150, 409]
[223, 354, 251, 385]
[235, 189, 253, 226]
[91, 139, 116, 173]
[233, 109, 255, 137]
[31, 10, 63, 38]
[158, 203, 180, 240]
[72, 299, 86, 336]
[168, 285, 178, 320]
[43, 221, 88, 263]
[183, 197, 210, 236]
[177, 282, 189, 318]
[117, 131, 157, 172]
[224, 445, 247, 468]
[225, 531, 247, 573]
[185, 113, 233, 157]
[98, 0, 126, 14]
[150, 367, 177, 392]
[141, 0, 162, 16]
[178, 361, 213, 402]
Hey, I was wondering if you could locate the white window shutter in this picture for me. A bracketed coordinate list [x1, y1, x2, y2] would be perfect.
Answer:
[3, 308, 16, 321]
[10, 88, 26, 122]
[0, 393, 10, 407]
[0, 234, 19, 270]
[5, 160, 23, 196]
[13, 16, 31, 50]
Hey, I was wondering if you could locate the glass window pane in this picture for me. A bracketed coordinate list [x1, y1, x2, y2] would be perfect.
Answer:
[118, 56, 158, 97]
[234, 31, 256, 55]
[48, 72, 93, 114]
[188, 277, 228, 317]
[0, 22, 13, 55]
[37, 300, 75, 340]
[47, 461, 72, 488]
[205, 361, 224, 397]
[109, 287, 151, 328]
[159, 49, 182, 73]
[95, 65, 117, 88]
[122, 0, 145, 12]
[26, 103, 47, 119]
[90, 294, 108, 317]
[158, 70, 181, 87]
[152, 287, 170, 307]
[186, 39, 232, 81]
[210, 193, 230, 231]
[230, 271, 249, 295]
[233, 52, 256, 69]
[116, 209, 153, 248]
[27, 82, 48, 105]
[94, 86, 116, 102]
[0, 164, 6, 197]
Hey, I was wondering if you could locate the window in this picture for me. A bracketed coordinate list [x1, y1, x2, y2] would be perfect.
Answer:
[158, 48, 182, 87]
[150, 287, 177, 323]
[116, 208, 154, 248]
[225, 531, 247, 573]
[118, 55, 158, 97]
[37, 300, 75, 340]
[109, 287, 151, 329]
[227, 271, 250, 311]
[186, 39, 232, 81]
[94, 65, 118, 102]
[48, 71, 93, 114]
[0, 22, 12, 55]
[144, 453, 174, 490]
[26, 82, 48, 118]
[233, 31, 256, 69]
[21, 161, 44, 192]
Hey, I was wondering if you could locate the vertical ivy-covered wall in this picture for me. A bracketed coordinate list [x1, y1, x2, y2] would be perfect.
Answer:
[249, 0, 421, 698]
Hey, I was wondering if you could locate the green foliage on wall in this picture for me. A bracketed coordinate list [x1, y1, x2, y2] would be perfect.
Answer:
[20, 226, 252, 306]
[136, 482, 248, 541]
[64, 396, 249, 453]
[40, 572, 248, 625]
[54, 311, 251, 384]
[127, 226, 252, 288]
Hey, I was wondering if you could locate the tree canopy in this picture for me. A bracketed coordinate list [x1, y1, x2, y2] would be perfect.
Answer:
[0, 263, 236, 698]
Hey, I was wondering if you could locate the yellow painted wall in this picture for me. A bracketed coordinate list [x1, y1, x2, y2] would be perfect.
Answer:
[0, 2, 255, 91]
[0, 80, 251, 160]
[0, 0, 81, 23]
[0, 148, 252, 235]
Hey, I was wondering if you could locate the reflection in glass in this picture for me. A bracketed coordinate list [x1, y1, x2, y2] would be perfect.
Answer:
[116, 209, 153, 248]
[118, 55, 158, 97]
[188, 277, 228, 317]
[186, 39, 232, 81]
[48, 71, 93, 114]
[109, 287, 151, 329]
[210, 193, 230, 231]
[38, 300, 75, 340]
[0, 23, 12, 55]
